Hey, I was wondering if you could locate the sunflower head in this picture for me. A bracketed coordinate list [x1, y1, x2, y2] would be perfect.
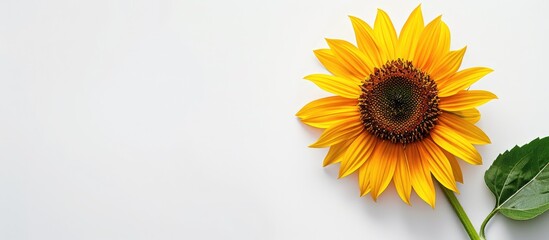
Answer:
[359, 59, 440, 145]
[297, 5, 496, 207]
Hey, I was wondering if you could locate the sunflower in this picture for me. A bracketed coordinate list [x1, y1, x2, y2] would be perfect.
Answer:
[296, 5, 495, 207]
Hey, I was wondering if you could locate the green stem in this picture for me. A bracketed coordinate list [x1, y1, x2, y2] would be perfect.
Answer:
[479, 208, 498, 240]
[440, 183, 481, 240]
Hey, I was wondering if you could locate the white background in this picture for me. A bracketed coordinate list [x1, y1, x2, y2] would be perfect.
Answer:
[1, 0, 548, 239]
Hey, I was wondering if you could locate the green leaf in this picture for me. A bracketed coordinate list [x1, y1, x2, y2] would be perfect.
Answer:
[484, 136, 549, 220]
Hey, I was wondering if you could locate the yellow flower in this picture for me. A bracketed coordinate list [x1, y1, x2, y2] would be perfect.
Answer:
[296, 6, 495, 207]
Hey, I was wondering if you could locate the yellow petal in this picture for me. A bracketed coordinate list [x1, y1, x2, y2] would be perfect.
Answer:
[438, 67, 494, 97]
[431, 21, 451, 66]
[431, 125, 482, 165]
[300, 111, 359, 129]
[451, 108, 481, 124]
[358, 158, 373, 196]
[304, 74, 361, 99]
[323, 139, 353, 166]
[309, 118, 363, 148]
[296, 96, 359, 129]
[296, 96, 357, 118]
[349, 16, 383, 68]
[313, 49, 362, 82]
[374, 9, 398, 63]
[339, 132, 376, 178]
[398, 5, 424, 60]
[417, 138, 458, 192]
[439, 90, 497, 111]
[413, 16, 442, 70]
[369, 141, 397, 200]
[438, 112, 491, 145]
[393, 146, 412, 204]
[405, 143, 436, 207]
[443, 149, 463, 183]
[429, 47, 467, 82]
[326, 39, 373, 77]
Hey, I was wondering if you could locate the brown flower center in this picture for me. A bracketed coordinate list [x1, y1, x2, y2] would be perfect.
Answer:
[358, 59, 440, 144]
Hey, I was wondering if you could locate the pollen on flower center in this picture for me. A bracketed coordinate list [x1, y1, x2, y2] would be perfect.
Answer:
[358, 59, 440, 144]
